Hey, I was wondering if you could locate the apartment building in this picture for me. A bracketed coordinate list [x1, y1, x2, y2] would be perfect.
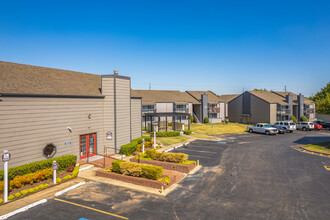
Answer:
[228, 90, 316, 124]
[186, 91, 227, 123]
[0, 61, 141, 168]
[131, 90, 196, 126]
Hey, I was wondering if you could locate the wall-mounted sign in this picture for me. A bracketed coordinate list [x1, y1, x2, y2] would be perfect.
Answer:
[106, 131, 113, 140]
[64, 141, 72, 146]
[52, 161, 59, 170]
[2, 152, 11, 162]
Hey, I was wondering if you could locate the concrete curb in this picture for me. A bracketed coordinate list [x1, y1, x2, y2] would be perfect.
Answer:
[0, 199, 47, 219]
[55, 181, 86, 197]
[79, 165, 94, 172]
[300, 146, 330, 156]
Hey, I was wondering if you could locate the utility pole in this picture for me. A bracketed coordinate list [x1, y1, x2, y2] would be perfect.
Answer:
[149, 83, 151, 90]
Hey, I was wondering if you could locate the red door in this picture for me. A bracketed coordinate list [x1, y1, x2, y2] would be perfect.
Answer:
[80, 133, 97, 159]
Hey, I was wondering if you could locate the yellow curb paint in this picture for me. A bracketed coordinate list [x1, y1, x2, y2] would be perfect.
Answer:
[54, 198, 128, 219]
[324, 166, 330, 171]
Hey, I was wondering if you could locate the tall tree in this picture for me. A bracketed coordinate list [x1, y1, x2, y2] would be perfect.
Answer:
[311, 82, 330, 114]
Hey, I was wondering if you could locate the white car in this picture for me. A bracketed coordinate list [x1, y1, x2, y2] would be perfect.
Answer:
[248, 123, 279, 135]
[273, 121, 295, 133]
[296, 122, 314, 131]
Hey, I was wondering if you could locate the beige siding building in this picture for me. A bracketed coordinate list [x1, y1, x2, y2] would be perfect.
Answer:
[0, 61, 141, 168]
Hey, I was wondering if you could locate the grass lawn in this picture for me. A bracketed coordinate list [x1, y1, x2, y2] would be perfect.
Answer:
[190, 122, 248, 135]
[158, 136, 189, 146]
[302, 142, 330, 154]
[190, 133, 212, 139]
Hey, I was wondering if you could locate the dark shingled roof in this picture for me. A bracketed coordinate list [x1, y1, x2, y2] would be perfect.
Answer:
[218, 94, 240, 103]
[131, 90, 198, 104]
[0, 61, 103, 97]
[186, 91, 223, 103]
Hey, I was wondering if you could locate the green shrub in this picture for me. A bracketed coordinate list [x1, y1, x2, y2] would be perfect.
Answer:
[183, 130, 192, 135]
[44, 184, 50, 188]
[71, 166, 80, 177]
[119, 137, 152, 156]
[300, 115, 308, 122]
[38, 184, 45, 189]
[20, 190, 28, 196]
[33, 186, 39, 191]
[56, 178, 62, 183]
[14, 192, 21, 198]
[0, 155, 77, 181]
[145, 149, 189, 163]
[180, 160, 196, 165]
[168, 122, 172, 126]
[8, 195, 15, 200]
[157, 175, 170, 184]
[290, 115, 298, 123]
[0, 199, 3, 204]
[141, 164, 163, 180]
[111, 160, 125, 173]
[118, 161, 163, 180]
[28, 188, 35, 193]
[63, 175, 72, 181]
[150, 131, 180, 137]
[119, 162, 143, 177]
[190, 115, 194, 123]
[204, 117, 209, 123]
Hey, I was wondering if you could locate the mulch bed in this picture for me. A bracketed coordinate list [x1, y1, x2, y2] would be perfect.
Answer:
[0, 170, 71, 198]
[130, 158, 196, 173]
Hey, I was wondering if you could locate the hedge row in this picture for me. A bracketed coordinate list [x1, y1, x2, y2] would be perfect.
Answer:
[110, 160, 163, 180]
[119, 136, 152, 156]
[150, 131, 180, 137]
[145, 149, 188, 163]
[183, 130, 192, 135]
[0, 155, 77, 181]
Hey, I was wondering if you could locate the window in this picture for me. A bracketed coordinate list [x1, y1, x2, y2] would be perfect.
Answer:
[42, 143, 57, 159]
[142, 105, 154, 113]
[175, 104, 187, 112]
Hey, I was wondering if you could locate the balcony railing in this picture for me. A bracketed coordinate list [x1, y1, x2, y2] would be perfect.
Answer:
[304, 108, 315, 114]
[277, 109, 291, 115]
[174, 108, 188, 113]
[142, 109, 155, 114]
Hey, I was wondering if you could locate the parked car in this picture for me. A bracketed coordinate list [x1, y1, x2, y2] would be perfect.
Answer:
[289, 122, 297, 130]
[248, 123, 278, 135]
[313, 123, 323, 130]
[272, 125, 285, 134]
[315, 121, 330, 130]
[296, 122, 314, 131]
[273, 121, 295, 133]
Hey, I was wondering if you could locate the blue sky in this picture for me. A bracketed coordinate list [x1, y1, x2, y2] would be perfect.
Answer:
[1, 0, 329, 96]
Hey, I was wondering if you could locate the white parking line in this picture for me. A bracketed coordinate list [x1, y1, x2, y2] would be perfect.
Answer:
[0, 199, 47, 220]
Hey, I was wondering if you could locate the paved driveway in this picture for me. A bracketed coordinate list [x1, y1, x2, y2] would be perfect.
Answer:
[9, 130, 330, 220]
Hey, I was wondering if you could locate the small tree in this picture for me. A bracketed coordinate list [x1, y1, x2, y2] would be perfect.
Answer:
[290, 115, 298, 123]
[300, 115, 308, 122]
[190, 115, 194, 123]
[204, 117, 209, 123]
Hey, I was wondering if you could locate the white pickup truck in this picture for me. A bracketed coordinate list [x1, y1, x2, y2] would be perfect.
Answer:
[248, 123, 279, 135]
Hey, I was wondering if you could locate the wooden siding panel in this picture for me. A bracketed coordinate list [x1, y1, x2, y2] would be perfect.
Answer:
[0, 97, 105, 168]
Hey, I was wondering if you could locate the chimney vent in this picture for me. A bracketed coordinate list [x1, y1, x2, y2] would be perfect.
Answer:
[114, 70, 119, 75]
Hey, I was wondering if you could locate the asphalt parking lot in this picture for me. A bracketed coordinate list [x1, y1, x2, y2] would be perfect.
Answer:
[8, 130, 330, 220]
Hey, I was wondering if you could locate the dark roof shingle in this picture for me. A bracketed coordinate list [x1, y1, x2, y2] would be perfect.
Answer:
[0, 61, 102, 97]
